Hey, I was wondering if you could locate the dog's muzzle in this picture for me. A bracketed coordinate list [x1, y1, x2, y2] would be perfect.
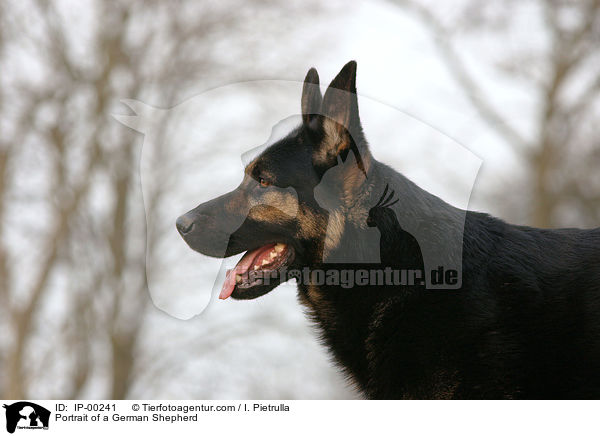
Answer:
[176, 214, 195, 235]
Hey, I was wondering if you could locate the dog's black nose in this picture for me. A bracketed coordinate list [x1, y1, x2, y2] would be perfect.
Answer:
[176, 215, 195, 235]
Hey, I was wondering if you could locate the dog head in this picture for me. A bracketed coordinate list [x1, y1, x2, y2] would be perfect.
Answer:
[177, 61, 372, 299]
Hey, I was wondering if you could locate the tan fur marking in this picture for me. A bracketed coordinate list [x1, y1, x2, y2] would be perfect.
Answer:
[307, 284, 323, 307]
[343, 156, 370, 195]
[255, 190, 299, 217]
[296, 207, 324, 239]
[313, 141, 330, 165]
[314, 118, 349, 164]
[247, 205, 287, 224]
[346, 199, 370, 230]
[323, 209, 345, 259]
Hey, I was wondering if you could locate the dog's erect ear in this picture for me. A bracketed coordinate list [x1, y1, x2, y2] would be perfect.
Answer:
[301, 67, 322, 127]
[313, 61, 366, 174]
[321, 60, 358, 134]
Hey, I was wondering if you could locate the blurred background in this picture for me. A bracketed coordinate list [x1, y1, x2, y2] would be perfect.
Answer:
[0, 0, 598, 399]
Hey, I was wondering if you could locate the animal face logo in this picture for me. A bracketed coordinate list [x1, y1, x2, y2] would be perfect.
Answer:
[3, 402, 50, 433]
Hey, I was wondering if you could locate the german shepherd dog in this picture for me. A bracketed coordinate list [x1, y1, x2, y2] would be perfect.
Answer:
[177, 61, 600, 399]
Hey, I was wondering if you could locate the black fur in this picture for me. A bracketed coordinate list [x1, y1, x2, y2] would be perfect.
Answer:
[178, 61, 600, 399]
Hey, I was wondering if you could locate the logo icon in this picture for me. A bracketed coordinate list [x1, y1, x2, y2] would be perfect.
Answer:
[3, 402, 50, 434]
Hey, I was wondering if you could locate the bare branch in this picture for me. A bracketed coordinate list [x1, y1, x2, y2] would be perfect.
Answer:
[393, 0, 531, 151]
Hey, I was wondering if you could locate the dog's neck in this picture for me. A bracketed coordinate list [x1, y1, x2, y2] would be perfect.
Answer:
[319, 157, 468, 287]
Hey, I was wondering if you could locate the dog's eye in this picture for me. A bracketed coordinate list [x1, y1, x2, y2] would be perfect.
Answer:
[259, 177, 270, 188]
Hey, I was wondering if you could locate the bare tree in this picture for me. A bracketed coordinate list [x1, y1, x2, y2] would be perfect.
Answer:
[0, 0, 330, 399]
[392, 0, 600, 227]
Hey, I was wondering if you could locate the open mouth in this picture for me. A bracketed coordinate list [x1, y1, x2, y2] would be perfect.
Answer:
[219, 243, 295, 299]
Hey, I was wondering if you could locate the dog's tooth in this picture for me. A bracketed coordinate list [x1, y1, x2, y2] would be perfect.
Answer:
[261, 259, 269, 266]
[269, 251, 277, 259]
[253, 265, 259, 270]
[275, 243, 285, 253]
[235, 274, 242, 283]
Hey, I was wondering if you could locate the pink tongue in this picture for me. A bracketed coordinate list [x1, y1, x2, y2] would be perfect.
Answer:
[219, 246, 269, 300]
